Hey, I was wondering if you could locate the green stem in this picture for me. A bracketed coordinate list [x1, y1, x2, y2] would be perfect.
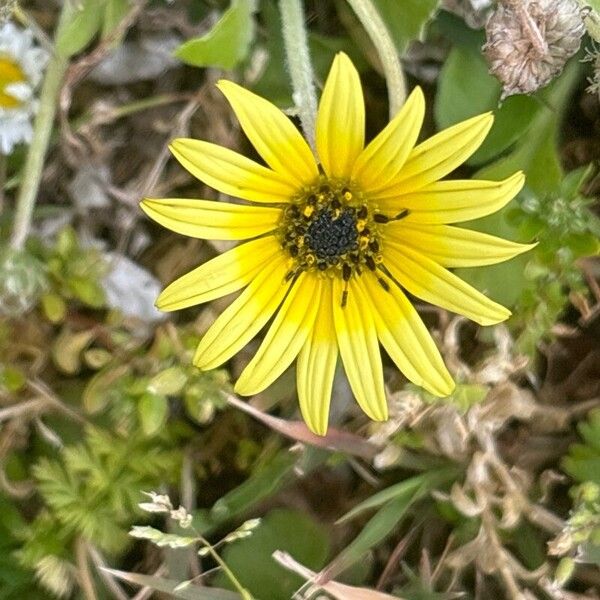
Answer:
[10, 17, 69, 250]
[197, 535, 253, 600]
[345, 0, 406, 117]
[0, 153, 6, 215]
[279, 0, 318, 150]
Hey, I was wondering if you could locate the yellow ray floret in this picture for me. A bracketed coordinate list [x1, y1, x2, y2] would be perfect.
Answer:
[140, 198, 282, 240]
[315, 52, 365, 179]
[156, 236, 282, 311]
[141, 51, 534, 435]
[169, 139, 296, 203]
[296, 284, 338, 436]
[217, 80, 319, 187]
[386, 222, 536, 268]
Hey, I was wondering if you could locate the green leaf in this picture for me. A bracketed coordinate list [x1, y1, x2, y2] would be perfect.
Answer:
[0, 365, 26, 393]
[476, 57, 583, 193]
[51, 328, 96, 374]
[372, 0, 440, 54]
[435, 44, 540, 165]
[148, 366, 188, 396]
[452, 58, 583, 308]
[215, 509, 329, 600]
[56, 0, 106, 58]
[175, 0, 257, 69]
[41, 293, 66, 323]
[102, 0, 130, 39]
[83, 364, 129, 413]
[138, 392, 168, 436]
[337, 468, 457, 524]
[205, 452, 297, 529]
[104, 568, 242, 600]
[326, 468, 457, 578]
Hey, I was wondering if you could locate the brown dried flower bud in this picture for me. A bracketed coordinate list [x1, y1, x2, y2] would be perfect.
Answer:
[483, 0, 586, 98]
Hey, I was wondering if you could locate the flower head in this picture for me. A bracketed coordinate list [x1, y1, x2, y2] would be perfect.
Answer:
[0, 21, 49, 154]
[141, 53, 532, 435]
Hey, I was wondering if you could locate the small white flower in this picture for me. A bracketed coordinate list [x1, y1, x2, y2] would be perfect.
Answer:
[0, 21, 49, 154]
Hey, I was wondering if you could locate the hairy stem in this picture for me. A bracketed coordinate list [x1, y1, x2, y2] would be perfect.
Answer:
[279, 0, 318, 150]
[10, 13, 69, 250]
[345, 0, 406, 117]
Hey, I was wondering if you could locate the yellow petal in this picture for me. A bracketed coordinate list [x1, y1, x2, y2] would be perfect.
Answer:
[193, 255, 290, 370]
[362, 272, 454, 397]
[235, 272, 321, 395]
[140, 198, 282, 239]
[156, 236, 282, 311]
[352, 86, 425, 191]
[375, 172, 525, 223]
[316, 52, 365, 179]
[371, 112, 494, 198]
[384, 244, 511, 326]
[386, 223, 536, 268]
[332, 278, 387, 422]
[217, 80, 319, 187]
[170, 138, 297, 203]
[297, 282, 338, 435]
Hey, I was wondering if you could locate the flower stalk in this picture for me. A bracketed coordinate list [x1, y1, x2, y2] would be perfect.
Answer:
[278, 0, 318, 151]
[10, 10, 69, 250]
[345, 0, 406, 117]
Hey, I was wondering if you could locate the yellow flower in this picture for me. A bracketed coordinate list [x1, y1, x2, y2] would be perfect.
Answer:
[141, 53, 532, 435]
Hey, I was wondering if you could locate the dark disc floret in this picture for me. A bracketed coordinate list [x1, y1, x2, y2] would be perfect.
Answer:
[278, 178, 410, 305]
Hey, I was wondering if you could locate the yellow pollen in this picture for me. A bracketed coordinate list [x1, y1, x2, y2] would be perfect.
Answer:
[0, 56, 26, 109]
[343, 191, 352, 201]
[356, 219, 367, 232]
[303, 205, 315, 218]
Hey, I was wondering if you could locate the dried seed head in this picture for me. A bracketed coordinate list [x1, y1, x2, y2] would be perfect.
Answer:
[483, 0, 586, 98]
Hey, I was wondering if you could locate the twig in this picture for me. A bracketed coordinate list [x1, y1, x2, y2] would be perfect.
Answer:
[87, 545, 129, 600]
[75, 538, 99, 600]
[28, 379, 88, 424]
[0, 398, 46, 422]
[376, 523, 421, 590]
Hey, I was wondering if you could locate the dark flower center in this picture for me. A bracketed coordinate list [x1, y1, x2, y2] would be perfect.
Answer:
[278, 179, 409, 306]
[305, 208, 358, 260]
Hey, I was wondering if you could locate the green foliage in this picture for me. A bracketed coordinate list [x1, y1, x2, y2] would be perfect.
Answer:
[19, 426, 180, 576]
[56, 0, 132, 57]
[214, 509, 330, 600]
[564, 409, 600, 484]
[555, 410, 600, 569]
[330, 469, 457, 577]
[0, 496, 46, 600]
[373, 0, 440, 54]
[175, 0, 257, 69]
[508, 168, 600, 355]
[28, 227, 107, 315]
[81, 324, 230, 433]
